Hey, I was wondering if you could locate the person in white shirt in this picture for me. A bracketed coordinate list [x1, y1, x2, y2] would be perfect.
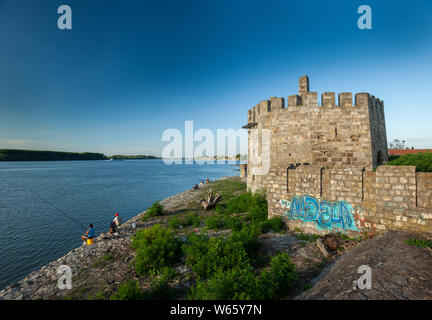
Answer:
[113, 213, 122, 227]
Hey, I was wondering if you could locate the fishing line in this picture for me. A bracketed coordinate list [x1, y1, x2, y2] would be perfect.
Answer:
[24, 187, 88, 231]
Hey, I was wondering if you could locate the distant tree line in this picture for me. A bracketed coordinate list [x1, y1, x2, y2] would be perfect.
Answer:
[388, 139, 414, 150]
[110, 155, 161, 160]
[0, 149, 107, 161]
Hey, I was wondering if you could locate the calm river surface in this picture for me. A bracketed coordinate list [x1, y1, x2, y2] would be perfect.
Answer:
[0, 160, 238, 289]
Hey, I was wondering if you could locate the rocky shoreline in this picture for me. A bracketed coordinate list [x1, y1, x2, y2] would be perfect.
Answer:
[0, 177, 236, 300]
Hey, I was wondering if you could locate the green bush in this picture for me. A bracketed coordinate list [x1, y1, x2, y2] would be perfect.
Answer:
[183, 233, 250, 279]
[227, 217, 243, 231]
[261, 216, 285, 233]
[246, 194, 268, 223]
[188, 252, 298, 300]
[110, 280, 143, 300]
[131, 225, 182, 276]
[231, 223, 261, 263]
[111, 268, 180, 300]
[386, 151, 432, 172]
[225, 193, 254, 214]
[254, 269, 279, 300]
[168, 216, 181, 228]
[169, 212, 201, 229]
[205, 215, 227, 230]
[189, 266, 256, 300]
[254, 252, 298, 299]
[184, 212, 201, 228]
[141, 267, 180, 300]
[269, 252, 298, 295]
[214, 204, 225, 214]
[143, 202, 164, 220]
[224, 191, 267, 216]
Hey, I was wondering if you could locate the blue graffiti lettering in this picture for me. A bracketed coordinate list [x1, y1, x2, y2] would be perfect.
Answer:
[279, 196, 358, 231]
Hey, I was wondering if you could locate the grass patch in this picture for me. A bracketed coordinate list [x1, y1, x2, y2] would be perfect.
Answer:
[294, 233, 319, 242]
[110, 280, 143, 300]
[204, 215, 228, 230]
[337, 232, 362, 242]
[110, 268, 180, 300]
[405, 237, 432, 249]
[223, 191, 267, 218]
[207, 179, 247, 203]
[168, 211, 201, 229]
[89, 286, 107, 300]
[91, 254, 114, 268]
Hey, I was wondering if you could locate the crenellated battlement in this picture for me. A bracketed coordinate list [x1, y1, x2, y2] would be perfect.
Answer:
[246, 75, 388, 188]
[245, 76, 393, 236]
[246, 76, 385, 124]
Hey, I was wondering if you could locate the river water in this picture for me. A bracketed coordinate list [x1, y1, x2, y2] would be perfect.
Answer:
[0, 160, 238, 289]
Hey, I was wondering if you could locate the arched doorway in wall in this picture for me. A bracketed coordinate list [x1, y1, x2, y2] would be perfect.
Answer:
[377, 150, 384, 166]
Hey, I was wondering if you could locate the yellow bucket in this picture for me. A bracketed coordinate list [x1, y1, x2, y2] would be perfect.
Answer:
[86, 238, 94, 245]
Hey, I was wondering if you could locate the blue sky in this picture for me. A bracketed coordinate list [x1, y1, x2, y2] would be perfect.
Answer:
[0, 0, 431, 155]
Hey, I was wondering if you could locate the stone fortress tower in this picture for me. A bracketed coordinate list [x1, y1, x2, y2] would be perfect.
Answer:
[245, 76, 389, 193]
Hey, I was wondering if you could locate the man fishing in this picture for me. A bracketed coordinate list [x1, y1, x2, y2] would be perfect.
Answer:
[81, 224, 95, 245]
[110, 213, 122, 234]
[113, 213, 122, 228]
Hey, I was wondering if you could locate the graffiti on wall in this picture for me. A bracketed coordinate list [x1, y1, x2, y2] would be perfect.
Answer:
[279, 195, 359, 231]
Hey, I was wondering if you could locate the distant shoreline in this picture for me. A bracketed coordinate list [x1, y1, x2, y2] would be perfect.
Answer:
[0, 149, 246, 163]
[0, 149, 161, 162]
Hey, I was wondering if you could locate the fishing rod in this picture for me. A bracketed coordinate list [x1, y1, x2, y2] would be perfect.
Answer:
[24, 187, 88, 231]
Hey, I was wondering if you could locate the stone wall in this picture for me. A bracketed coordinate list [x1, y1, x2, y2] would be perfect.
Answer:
[267, 165, 432, 236]
[246, 76, 388, 194]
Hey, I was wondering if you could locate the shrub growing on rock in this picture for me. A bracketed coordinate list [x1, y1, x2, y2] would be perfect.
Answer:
[111, 268, 180, 300]
[269, 252, 298, 295]
[225, 193, 253, 214]
[143, 201, 164, 220]
[246, 194, 268, 223]
[110, 280, 143, 300]
[227, 216, 243, 231]
[131, 224, 182, 276]
[261, 216, 285, 233]
[169, 212, 201, 229]
[188, 252, 298, 300]
[204, 215, 228, 230]
[189, 266, 256, 300]
[141, 267, 180, 300]
[231, 223, 261, 263]
[183, 233, 250, 279]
